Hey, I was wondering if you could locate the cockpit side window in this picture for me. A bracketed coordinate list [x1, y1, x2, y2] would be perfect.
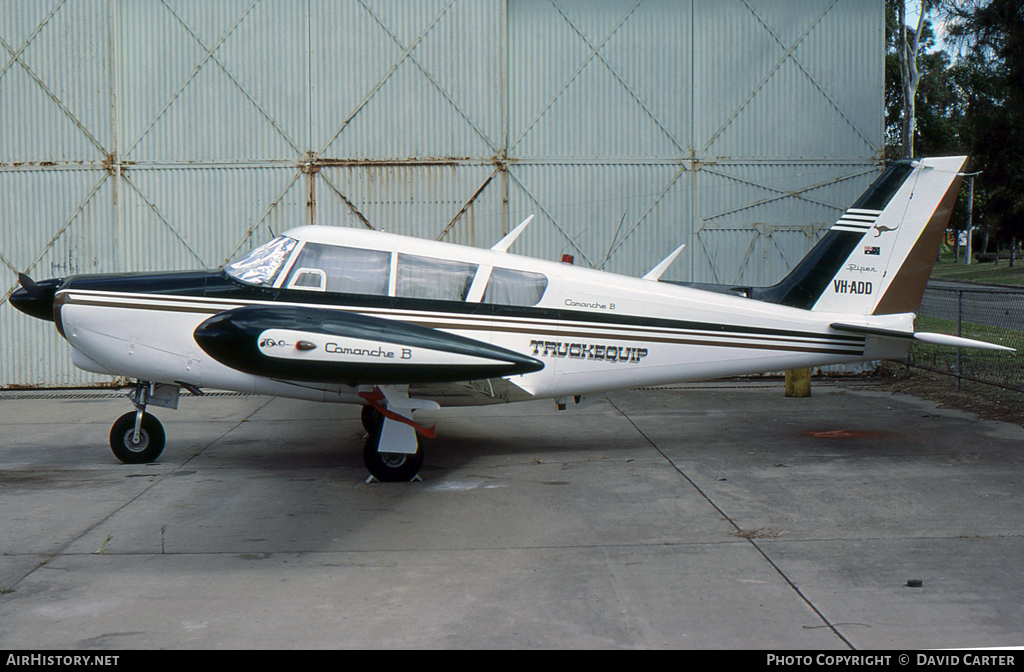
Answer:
[225, 237, 298, 286]
[282, 243, 390, 295]
[287, 268, 327, 291]
[482, 267, 548, 306]
[396, 254, 478, 301]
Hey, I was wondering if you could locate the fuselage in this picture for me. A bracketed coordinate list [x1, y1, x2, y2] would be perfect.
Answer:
[33, 225, 911, 406]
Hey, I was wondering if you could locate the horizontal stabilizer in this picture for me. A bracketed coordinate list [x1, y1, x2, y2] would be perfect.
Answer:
[912, 331, 1015, 352]
[830, 322, 1015, 352]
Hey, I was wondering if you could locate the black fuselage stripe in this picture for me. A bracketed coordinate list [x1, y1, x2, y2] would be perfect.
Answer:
[415, 322, 863, 351]
[61, 290, 866, 357]
[67, 294, 859, 344]
[489, 327, 864, 356]
[59, 275, 866, 344]
[61, 291, 865, 345]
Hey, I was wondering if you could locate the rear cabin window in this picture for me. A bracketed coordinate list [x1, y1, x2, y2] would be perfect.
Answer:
[396, 254, 478, 302]
[282, 243, 390, 295]
[483, 267, 548, 306]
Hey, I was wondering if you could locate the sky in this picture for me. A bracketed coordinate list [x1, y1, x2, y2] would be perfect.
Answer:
[907, 0, 953, 54]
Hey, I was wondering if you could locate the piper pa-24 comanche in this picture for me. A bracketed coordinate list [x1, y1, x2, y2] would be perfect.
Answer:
[11, 156, 1012, 481]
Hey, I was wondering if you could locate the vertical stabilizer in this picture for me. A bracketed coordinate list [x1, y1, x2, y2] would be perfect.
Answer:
[750, 157, 967, 315]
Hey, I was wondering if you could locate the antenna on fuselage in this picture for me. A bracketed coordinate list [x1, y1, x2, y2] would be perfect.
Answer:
[642, 244, 686, 281]
[491, 215, 534, 253]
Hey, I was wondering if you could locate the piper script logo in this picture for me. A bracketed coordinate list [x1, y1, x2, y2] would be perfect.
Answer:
[530, 340, 648, 363]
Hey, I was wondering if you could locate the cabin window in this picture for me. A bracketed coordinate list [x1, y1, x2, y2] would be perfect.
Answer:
[482, 267, 548, 306]
[282, 243, 390, 295]
[395, 254, 478, 302]
[225, 236, 298, 286]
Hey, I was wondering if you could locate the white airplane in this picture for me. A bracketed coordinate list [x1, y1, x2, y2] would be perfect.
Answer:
[11, 156, 1012, 481]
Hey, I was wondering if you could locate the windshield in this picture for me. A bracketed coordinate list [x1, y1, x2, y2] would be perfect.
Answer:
[224, 236, 298, 286]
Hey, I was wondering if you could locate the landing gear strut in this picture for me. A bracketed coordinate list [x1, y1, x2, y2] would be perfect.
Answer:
[109, 381, 166, 464]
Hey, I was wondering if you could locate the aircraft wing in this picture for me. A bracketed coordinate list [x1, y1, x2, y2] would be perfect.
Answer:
[194, 305, 544, 386]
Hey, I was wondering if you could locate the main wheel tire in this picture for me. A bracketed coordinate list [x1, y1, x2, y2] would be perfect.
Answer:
[363, 424, 423, 482]
[360, 405, 384, 433]
[110, 411, 166, 464]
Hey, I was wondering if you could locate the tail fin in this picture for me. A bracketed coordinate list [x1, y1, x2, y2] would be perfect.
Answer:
[751, 156, 968, 315]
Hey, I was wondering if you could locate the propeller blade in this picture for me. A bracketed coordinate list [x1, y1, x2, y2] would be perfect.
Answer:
[18, 273, 44, 300]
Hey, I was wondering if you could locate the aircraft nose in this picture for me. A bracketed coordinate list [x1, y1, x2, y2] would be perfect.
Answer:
[10, 274, 63, 322]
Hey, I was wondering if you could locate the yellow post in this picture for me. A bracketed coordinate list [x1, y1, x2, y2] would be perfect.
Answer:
[785, 368, 811, 397]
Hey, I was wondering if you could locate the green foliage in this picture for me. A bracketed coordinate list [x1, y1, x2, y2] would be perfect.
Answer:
[888, 1, 1024, 245]
[943, 0, 1024, 242]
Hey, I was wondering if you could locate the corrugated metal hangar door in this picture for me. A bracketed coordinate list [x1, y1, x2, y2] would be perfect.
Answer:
[0, 0, 883, 387]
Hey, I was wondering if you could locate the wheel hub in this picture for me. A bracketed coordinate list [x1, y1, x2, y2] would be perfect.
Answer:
[123, 430, 149, 452]
[380, 452, 407, 468]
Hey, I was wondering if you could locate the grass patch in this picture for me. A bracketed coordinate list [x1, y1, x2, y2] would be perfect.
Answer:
[92, 533, 113, 554]
[931, 247, 1024, 286]
[915, 314, 1023, 349]
[911, 314, 1023, 390]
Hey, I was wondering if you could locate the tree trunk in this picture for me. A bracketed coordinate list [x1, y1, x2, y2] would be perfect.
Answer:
[897, 0, 927, 159]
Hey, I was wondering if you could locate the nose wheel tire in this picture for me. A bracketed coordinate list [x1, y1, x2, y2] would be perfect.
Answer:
[110, 411, 166, 464]
[363, 424, 423, 482]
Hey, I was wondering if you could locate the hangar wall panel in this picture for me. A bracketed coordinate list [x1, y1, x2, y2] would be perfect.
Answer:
[0, 0, 883, 387]
[311, 0, 507, 159]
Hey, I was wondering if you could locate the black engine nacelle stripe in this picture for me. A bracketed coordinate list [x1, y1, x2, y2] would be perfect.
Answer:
[194, 305, 544, 386]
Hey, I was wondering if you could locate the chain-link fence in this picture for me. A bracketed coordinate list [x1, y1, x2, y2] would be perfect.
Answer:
[911, 282, 1024, 391]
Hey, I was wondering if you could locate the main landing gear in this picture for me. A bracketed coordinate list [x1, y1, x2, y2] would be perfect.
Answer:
[359, 387, 438, 483]
[361, 406, 423, 483]
[109, 381, 167, 464]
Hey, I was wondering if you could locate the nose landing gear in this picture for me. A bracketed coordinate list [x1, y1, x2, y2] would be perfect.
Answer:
[108, 382, 168, 464]
[110, 411, 165, 464]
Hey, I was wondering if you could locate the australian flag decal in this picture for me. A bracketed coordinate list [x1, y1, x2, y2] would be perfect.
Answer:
[864, 246, 880, 256]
